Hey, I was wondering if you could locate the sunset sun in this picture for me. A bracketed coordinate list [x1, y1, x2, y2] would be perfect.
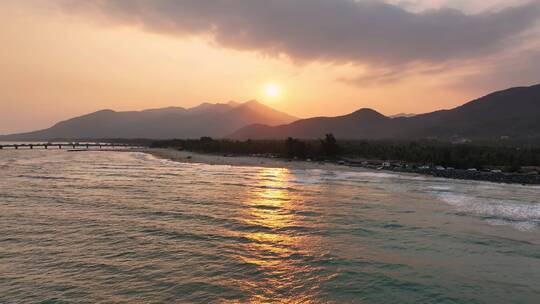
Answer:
[264, 83, 282, 98]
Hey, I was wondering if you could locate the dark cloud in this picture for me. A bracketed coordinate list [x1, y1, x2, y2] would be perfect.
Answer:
[340, 63, 452, 86]
[56, 0, 540, 66]
[451, 47, 540, 93]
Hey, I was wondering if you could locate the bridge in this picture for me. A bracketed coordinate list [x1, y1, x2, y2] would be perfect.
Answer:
[0, 142, 145, 150]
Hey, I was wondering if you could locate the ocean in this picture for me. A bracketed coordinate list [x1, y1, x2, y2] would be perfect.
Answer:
[1, 150, 539, 303]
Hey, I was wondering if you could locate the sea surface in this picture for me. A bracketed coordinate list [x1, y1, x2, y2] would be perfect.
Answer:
[1, 150, 539, 303]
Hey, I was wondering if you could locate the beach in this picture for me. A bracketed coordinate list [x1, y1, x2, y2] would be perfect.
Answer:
[141, 148, 540, 185]
[142, 148, 363, 172]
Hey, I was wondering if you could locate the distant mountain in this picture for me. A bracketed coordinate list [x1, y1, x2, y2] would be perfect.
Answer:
[0, 101, 297, 140]
[231, 108, 398, 140]
[230, 84, 540, 142]
[390, 113, 416, 118]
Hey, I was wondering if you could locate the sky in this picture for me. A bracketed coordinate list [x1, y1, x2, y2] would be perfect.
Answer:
[1, 0, 539, 134]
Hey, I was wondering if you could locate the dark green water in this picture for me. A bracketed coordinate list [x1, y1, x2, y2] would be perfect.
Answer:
[1, 150, 539, 303]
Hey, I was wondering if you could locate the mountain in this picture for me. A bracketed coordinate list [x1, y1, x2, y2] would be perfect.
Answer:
[390, 113, 416, 118]
[231, 108, 398, 139]
[230, 84, 540, 142]
[0, 101, 297, 140]
[4, 84, 539, 142]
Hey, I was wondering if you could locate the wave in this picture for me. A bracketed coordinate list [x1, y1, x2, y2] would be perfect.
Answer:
[436, 192, 540, 231]
[17, 174, 69, 180]
[485, 219, 538, 232]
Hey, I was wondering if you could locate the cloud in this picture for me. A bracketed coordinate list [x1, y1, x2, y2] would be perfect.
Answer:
[55, 0, 540, 67]
[384, 0, 532, 13]
[339, 62, 455, 86]
[450, 46, 540, 92]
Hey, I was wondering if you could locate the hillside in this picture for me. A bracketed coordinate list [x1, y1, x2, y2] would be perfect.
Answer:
[3, 84, 539, 142]
[0, 101, 297, 140]
[230, 84, 540, 142]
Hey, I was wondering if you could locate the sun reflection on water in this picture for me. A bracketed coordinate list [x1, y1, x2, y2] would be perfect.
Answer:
[243, 168, 297, 247]
[229, 168, 326, 303]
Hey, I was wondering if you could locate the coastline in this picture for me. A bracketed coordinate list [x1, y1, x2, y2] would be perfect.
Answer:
[139, 148, 363, 172]
[4, 147, 536, 185]
[138, 148, 540, 185]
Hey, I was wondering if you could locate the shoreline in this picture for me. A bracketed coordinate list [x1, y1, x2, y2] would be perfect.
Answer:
[139, 148, 362, 172]
[138, 148, 540, 185]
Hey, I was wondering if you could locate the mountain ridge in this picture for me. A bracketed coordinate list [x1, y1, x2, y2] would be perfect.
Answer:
[230, 84, 540, 142]
[2, 84, 539, 142]
[0, 100, 297, 140]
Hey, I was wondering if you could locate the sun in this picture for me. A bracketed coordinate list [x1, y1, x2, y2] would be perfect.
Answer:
[264, 83, 281, 98]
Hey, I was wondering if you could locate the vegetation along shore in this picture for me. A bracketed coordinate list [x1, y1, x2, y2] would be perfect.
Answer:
[148, 135, 540, 185]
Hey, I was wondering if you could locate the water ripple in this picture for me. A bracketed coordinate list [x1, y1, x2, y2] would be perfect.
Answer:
[0, 150, 539, 303]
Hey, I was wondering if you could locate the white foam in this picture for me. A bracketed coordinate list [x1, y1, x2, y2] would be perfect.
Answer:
[131, 152, 151, 161]
[485, 219, 537, 232]
[435, 191, 540, 232]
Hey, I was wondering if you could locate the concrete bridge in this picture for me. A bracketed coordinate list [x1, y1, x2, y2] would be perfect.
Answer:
[0, 142, 144, 150]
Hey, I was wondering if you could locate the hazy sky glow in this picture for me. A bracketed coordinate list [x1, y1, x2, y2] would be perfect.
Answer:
[1, 0, 539, 134]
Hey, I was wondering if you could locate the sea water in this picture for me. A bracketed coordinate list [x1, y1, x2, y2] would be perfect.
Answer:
[1, 150, 539, 303]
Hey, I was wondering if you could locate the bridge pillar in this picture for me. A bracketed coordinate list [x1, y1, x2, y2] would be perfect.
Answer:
[15, 145, 18, 149]
[58, 145, 62, 149]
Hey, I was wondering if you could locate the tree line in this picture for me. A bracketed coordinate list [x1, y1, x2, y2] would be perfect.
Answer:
[150, 135, 540, 170]
[151, 134, 339, 158]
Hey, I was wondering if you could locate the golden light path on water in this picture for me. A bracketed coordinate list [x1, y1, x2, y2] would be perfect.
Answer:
[233, 168, 328, 303]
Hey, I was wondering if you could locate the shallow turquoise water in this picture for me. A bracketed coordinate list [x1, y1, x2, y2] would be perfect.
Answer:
[1, 150, 539, 303]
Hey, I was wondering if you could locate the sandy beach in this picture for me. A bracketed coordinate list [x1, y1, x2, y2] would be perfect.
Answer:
[140, 148, 365, 172]
[137, 148, 540, 184]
